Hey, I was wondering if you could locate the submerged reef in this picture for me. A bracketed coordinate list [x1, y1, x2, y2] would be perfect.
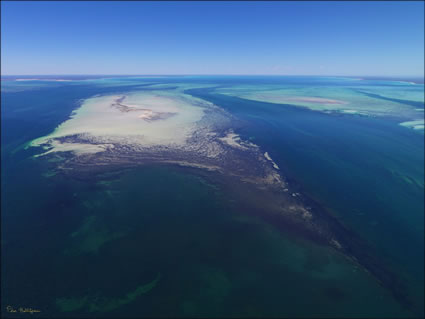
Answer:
[56, 273, 161, 313]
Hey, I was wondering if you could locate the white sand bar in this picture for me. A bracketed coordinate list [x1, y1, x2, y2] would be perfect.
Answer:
[399, 119, 425, 130]
[30, 91, 207, 155]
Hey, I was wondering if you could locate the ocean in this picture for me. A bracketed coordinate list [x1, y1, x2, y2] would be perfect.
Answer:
[1, 76, 423, 317]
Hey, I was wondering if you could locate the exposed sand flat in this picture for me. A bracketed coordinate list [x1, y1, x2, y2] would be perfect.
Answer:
[35, 140, 112, 157]
[218, 130, 258, 150]
[237, 93, 348, 106]
[30, 91, 207, 155]
[218, 130, 248, 150]
[112, 96, 177, 121]
[281, 96, 347, 105]
[264, 152, 280, 170]
[400, 119, 425, 130]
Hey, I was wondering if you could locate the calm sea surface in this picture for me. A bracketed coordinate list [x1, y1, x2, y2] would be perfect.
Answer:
[1, 76, 423, 317]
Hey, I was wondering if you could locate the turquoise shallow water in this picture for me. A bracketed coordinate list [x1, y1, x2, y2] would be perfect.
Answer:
[1, 76, 423, 317]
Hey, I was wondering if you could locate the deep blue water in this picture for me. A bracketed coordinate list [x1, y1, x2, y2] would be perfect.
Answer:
[1, 76, 423, 317]
[188, 86, 424, 307]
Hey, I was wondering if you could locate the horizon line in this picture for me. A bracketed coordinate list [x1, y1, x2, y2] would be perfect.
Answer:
[1, 74, 424, 78]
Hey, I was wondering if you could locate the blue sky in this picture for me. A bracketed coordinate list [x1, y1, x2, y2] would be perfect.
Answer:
[1, 1, 424, 76]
